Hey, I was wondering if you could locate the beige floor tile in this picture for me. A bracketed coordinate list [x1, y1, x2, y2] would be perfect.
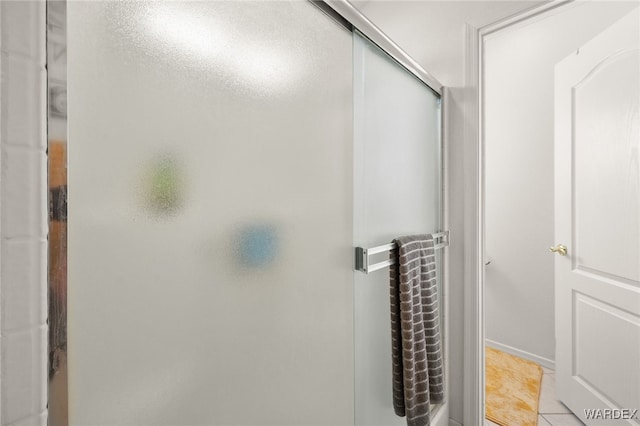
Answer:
[485, 420, 501, 426]
[542, 414, 585, 425]
[538, 374, 571, 414]
[538, 414, 552, 425]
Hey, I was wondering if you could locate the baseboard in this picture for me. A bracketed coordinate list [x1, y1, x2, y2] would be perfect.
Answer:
[449, 419, 463, 426]
[485, 339, 555, 370]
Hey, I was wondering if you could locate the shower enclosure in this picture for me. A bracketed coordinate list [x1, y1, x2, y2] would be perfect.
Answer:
[49, 1, 448, 425]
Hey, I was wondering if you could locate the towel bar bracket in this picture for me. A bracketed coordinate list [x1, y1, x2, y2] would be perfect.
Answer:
[355, 247, 367, 272]
[354, 231, 449, 274]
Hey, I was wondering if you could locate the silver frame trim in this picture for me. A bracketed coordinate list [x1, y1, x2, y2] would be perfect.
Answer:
[321, 0, 444, 95]
[47, 1, 68, 425]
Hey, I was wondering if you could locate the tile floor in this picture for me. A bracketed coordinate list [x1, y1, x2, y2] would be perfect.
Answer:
[485, 366, 585, 426]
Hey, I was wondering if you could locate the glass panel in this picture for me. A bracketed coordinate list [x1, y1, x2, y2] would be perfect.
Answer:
[67, 2, 353, 425]
[353, 31, 443, 426]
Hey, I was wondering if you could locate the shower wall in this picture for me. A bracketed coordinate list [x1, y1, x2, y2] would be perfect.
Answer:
[67, 2, 353, 424]
[0, 2, 48, 426]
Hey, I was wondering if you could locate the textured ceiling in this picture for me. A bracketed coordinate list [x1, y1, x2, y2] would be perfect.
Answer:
[351, 1, 546, 86]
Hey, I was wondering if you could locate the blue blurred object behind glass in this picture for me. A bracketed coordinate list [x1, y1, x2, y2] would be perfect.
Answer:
[239, 224, 279, 268]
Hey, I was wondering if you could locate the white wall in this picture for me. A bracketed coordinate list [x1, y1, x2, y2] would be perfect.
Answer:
[484, 0, 638, 367]
[0, 1, 48, 425]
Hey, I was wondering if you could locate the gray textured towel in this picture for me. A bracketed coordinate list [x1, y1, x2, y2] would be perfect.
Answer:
[389, 235, 444, 426]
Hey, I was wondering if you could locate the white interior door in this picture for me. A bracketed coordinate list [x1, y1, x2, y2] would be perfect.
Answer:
[554, 7, 640, 425]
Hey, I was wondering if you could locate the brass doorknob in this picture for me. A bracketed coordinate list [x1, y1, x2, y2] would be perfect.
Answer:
[550, 244, 567, 256]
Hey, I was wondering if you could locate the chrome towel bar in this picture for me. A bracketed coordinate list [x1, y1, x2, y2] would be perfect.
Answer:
[355, 231, 449, 274]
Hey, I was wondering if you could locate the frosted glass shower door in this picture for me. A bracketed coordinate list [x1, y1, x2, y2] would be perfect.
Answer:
[66, 2, 353, 425]
[353, 32, 446, 426]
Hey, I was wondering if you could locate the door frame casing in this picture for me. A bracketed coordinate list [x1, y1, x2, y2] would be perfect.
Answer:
[463, 1, 574, 425]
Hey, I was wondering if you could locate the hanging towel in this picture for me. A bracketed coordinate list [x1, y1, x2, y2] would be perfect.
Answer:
[389, 234, 444, 426]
